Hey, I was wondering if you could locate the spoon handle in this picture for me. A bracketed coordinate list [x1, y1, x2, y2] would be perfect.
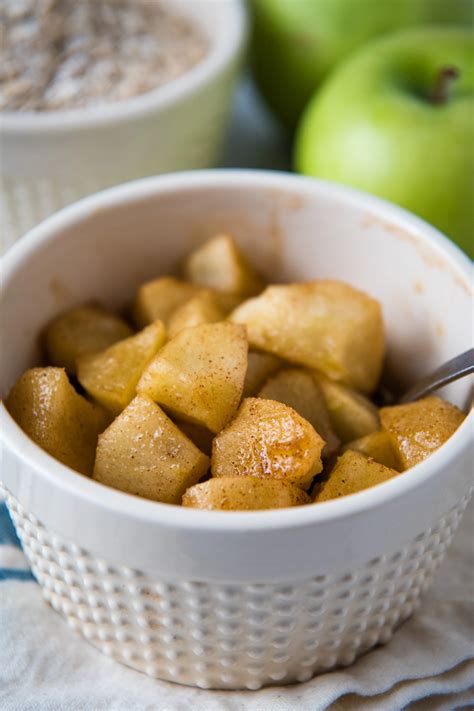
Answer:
[399, 348, 474, 404]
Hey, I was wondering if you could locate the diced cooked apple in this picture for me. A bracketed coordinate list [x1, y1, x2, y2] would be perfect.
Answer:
[212, 397, 324, 488]
[380, 396, 465, 470]
[258, 368, 340, 457]
[168, 289, 226, 339]
[315, 374, 380, 443]
[93, 395, 209, 504]
[77, 320, 166, 415]
[43, 305, 132, 374]
[342, 430, 402, 470]
[132, 276, 199, 328]
[231, 280, 384, 393]
[341, 430, 402, 472]
[313, 450, 398, 502]
[183, 476, 310, 510]
[183, 233, 263, 297]
[6, 367, 109, 476]
[137, 322, 248, 433]
[243, 350, 283, 397]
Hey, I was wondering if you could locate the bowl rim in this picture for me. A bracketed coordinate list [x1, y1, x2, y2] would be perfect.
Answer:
[1, 169, 472, 533]
[0, 0, 247, 134]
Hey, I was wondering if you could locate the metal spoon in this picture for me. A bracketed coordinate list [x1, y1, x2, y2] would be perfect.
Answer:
[399, 348, 474, 404]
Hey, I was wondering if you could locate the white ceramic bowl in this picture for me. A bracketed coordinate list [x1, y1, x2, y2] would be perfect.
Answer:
[0, 0, 247, 252]
[1, 171, 472, 690]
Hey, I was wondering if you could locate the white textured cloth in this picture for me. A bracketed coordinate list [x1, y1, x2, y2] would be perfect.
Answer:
[1, 499, 473, 711]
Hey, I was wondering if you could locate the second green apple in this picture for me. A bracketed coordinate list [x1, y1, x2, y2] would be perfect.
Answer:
[295, 27, 474, 257]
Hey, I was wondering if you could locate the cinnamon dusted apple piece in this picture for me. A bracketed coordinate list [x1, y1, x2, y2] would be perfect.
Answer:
[93, 395, 209, 504]
[212, 397, 324, 489]
[43, 304, 132, 374]
[183, 477, 310, 511]
[231, 280, 384, 393]
[6, 367, 109, 476]
[380, 396, 465, 470]
[77, 320, 166, 415]
[138, 322, 248, 433]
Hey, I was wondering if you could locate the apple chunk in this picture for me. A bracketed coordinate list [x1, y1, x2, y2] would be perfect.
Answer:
[168, 289, 226, 339]
[77, 320, 166, 415]
[315, 374, 380, 443]
[313, 450, 398, 502]
[183, 233, 263, 297]
[43, 304, 132, 374]
[258, 368, 339, 457]
[231, 281, 384, 393]
[380, 396, 465, 470]
[183, 477, 310, 511]
[93, 395, 209, 504]
[132, 276, 199, 328]
[342, 430, 402, 471]
[6, 367, 109, 476]
[212, 397, 324, 488]
[137, 322, 248, 433]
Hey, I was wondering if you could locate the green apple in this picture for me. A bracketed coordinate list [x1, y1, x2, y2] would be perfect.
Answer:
[250, 0, 473, 131]
[295, 27, 474, 257]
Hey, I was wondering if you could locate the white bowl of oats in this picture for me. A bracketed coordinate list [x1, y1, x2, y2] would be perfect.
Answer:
[0, 0, 247, 251]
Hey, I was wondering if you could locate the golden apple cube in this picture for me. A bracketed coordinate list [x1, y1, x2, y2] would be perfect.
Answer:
[183, 233, 263, 297]
[43, 304, 132, 374]
[183, 476, 310, 511]
[6, 367, 109, 476]
[259, 368, 340, 457]
[243, 350, 283, 397]
[93, 395, 209, 504]
[212, 397, 324, 488]
[77, 320, 166, 415]
[137, 322, 248, 433]
[132, 276, 199, 328]
[231, 280, 384, 393]
[315, 374, 380, 443]
[380, 396, 465, 470]
[342, 430, 402, 471]
[313, 450, 398, 502]
[168, 289, 226, 339]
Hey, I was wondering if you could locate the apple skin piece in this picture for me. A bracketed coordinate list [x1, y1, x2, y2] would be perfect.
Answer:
[6, 367, 110, 476]
[137, 322, 248, 433]
[295, 27, 474, 257]
[43, 304, 132, 374]
[211, 397, 324, 489]
[77, 320, 166, 416]
[93, 395, 210, 504]
[231, 281, 385, 393]
[380, 396, 465, 470]
[258, 368, 340, 457]
[251, 0, 473, 131]
[313, 450, 399, 502]
[183, 476, 310, 511]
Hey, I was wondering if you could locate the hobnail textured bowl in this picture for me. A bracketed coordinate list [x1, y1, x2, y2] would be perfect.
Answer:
[1, 171, 472, 689]
[0, 0, 247, 252]
[2, 486, 471, 689]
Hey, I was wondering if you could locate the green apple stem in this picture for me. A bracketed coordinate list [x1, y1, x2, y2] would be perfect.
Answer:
[429, 66, 460, 105]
